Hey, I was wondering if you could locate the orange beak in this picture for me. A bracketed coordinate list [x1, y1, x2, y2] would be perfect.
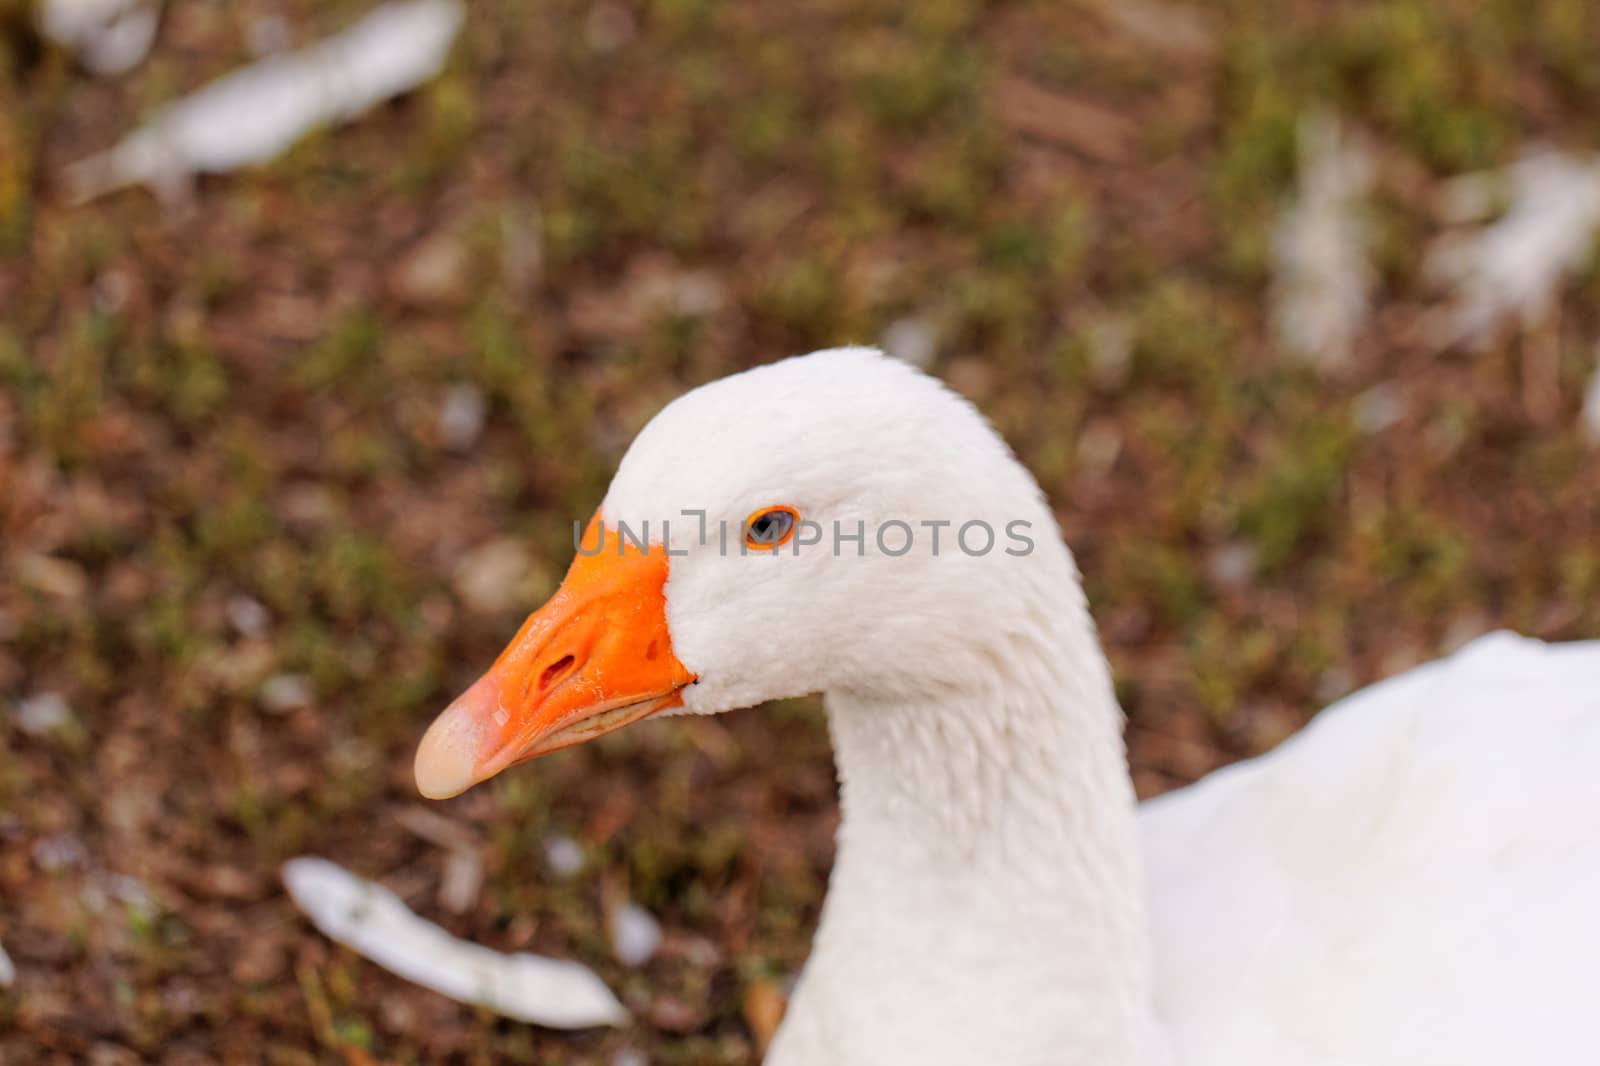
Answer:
[414, 515, 696, 799]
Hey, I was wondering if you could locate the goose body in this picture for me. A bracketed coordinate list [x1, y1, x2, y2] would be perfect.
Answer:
[1142, 632, 1600, 1065]
[415, 347, 1600, 1065]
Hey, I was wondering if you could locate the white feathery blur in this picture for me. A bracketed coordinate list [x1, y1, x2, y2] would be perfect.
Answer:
[282, 857, 627, 1029]
[37, 0, 159, 77]
[1427, 149, 1600, 347]
[881, 315, 940, 369]
[64, 0, 464, 203]
[0, 937, 14, 988]
[1583, 357, 1600, 445]
[13, 691, 74, 736]
[1270, 111, 1374, 370]
[609, 900, 663, 968]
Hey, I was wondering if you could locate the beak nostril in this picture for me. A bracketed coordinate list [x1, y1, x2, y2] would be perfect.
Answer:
[539, 654, 576, 692]
[645, 639, 659, 661]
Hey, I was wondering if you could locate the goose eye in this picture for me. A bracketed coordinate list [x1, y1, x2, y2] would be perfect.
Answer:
[744, 506, 799, 550]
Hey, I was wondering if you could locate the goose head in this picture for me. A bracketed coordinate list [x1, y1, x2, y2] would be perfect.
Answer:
[414, 346, 1066, 799]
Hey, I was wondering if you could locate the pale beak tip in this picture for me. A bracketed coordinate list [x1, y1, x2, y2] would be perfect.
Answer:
[414, 679, 495, 800]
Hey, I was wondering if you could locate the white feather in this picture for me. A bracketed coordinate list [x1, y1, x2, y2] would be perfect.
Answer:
[282, 856, 627, 1029]
[1583, 358, 1600, 444]
[1428, 150, 1600, 346]
[1271, 111, 1373, 370]
[64, 0, 463, 202]
[37, 0, 158, 76]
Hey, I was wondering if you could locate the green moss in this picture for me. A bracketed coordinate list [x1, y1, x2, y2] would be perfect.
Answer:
[296, 312, 382, 392]
[0, 107, 33, 254]
[1236, 413, 1354, 573]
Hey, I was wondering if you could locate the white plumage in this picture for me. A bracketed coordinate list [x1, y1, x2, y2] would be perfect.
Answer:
[1144, 632, 1600, 1065]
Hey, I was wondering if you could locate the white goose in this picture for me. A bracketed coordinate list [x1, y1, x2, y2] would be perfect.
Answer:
[415, 347, 1600, 1066]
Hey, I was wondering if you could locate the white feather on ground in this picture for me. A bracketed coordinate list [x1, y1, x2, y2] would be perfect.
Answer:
[608, 901, 663, 968]
[1427, 150, 1600, 347]
[881, 316, 939, 370]
[38, 0, 159, 77]
[282, 857, 627, 1029]
[1270, 111, 1374, 371]
[63, 0, 464, 203]
[0, 938, 14, 987]
[1583, 361, 1600, 444]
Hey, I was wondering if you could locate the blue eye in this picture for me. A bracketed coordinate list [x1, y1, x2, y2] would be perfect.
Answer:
[745, 506, 798, 549]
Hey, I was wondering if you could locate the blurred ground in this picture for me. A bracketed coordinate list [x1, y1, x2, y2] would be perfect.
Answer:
[3, 1, 1600, 1063]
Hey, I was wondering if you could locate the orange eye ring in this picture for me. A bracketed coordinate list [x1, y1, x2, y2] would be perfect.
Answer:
[744, 505, 800, 551]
